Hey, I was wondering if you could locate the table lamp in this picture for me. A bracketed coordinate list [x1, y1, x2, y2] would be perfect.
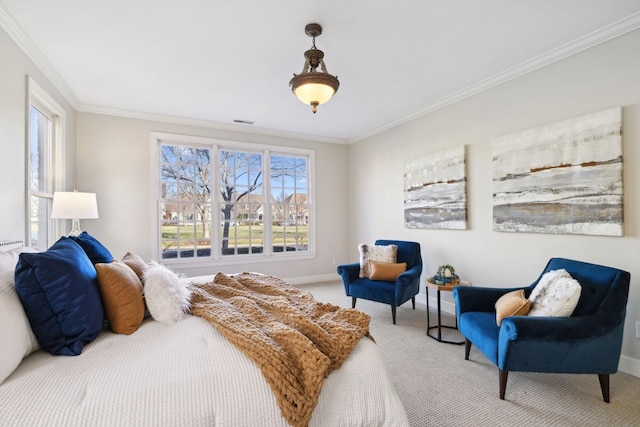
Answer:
[51, 190, 99, 236]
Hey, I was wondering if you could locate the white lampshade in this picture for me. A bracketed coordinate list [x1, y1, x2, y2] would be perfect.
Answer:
[51, 191, 99, 236]
[52, 191, 99, 219]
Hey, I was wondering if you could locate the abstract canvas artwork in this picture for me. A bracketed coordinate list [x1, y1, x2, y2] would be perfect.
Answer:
[492, 107, 623, 236]
[404, 145, 467, 230]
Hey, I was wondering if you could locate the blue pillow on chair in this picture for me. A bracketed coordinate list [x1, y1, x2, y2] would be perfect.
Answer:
[14, 238, 104, 356]
[70, 231, 113, 264]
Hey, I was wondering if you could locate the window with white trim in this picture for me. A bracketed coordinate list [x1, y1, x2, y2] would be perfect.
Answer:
[155, 134, 314, 262]
[27, 77, 64, 250]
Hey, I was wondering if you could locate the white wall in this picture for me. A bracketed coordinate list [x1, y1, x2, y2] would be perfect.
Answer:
[76, 113, 350, 283]
[0, 26, 77, 241]
[347, 28, 640, 375]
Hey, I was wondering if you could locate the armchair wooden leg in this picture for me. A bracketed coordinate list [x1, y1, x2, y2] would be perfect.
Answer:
[352, 297, 357, 308]
[411, 297, 415, 309]
[598, 374, 610, 403]
[464, 339, 472, 360]
[391, 305, 396, 324]
[499, 369, 508, 400]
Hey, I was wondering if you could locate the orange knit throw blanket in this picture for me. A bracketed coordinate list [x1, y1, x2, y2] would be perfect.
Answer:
[189, 272, 371, 427]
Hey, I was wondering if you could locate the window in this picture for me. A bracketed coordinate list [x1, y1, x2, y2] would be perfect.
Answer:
[154, 133, 314, 263]
[27, 77, 64, 250]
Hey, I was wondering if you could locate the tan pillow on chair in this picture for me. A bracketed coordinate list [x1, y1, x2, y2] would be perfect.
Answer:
[495, 289, 531, 326]
[369, 261, 407, 281]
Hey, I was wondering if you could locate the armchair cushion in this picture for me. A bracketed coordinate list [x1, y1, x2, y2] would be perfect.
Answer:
[369, 261, 407, 281]
[358, 244, 397, 278]
[528, 269, 581, 317]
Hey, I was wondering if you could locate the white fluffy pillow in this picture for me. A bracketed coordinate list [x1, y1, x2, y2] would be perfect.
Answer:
[142, 261, 191, 324]
[0, 246, 37, 273]
[0, 271, 39, 383]
[358, 244, 398, 278]
[528, 269, 582, 317]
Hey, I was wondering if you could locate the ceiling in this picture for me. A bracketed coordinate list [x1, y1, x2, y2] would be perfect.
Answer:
[2, 1, 640, 143]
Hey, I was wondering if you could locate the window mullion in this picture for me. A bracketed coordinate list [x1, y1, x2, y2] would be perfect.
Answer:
[211, 144, 219, 259]
[264, 150, 272, 256]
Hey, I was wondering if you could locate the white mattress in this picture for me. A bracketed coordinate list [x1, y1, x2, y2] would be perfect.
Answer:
[0, 315, 409, 426]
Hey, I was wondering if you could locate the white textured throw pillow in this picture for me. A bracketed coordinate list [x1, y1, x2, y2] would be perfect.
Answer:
[528, 269, 581, 317]
[0, 246, 37, 273]
[143, 261, 191, 324]
[358, 244, 398, 278]
[0, 271, 40, 384]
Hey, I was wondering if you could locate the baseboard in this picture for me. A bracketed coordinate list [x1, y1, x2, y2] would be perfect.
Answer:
[422, 295, 640, 379]
[618, 355, 640, 377]
[286, 273, 338, 286]
[424, 295, 456, 315]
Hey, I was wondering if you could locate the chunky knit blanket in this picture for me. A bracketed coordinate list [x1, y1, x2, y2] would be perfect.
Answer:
[189, 272, 372, 427]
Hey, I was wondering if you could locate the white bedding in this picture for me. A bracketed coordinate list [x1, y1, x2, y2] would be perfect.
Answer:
[0, 315, 409, 426]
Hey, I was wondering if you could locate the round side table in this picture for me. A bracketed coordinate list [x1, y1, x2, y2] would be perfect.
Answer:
[425, 278, 471, 345]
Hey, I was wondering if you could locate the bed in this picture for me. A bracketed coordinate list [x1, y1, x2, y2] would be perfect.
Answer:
[0, 239, 409, 426]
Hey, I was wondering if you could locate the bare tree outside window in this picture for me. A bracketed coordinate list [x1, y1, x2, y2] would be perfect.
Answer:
[159, 141, 311, 259]
[219, 150, 263, 255]
[160, 145, 212, 259]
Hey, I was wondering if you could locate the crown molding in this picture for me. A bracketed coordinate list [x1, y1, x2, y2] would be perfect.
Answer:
[0, 1, 340, 144]
[349, 11, 640, 144]
[0, 2, 80, 108]
[3, 0, 639, 145]
[79, 104, 347, 145]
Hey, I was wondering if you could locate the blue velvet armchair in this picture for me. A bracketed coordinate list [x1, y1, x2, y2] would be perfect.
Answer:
[453, 258, 630, 402]
[337, 240, 422, 324]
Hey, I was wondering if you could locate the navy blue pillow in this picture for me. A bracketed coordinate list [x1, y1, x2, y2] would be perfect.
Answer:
[14, 238, 104, 356]
[70, 231, 113, 264]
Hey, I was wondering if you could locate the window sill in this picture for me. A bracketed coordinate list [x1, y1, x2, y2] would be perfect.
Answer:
[160, 251, 316, 270]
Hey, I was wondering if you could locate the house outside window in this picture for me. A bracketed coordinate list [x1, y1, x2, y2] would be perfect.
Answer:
[153, 133, 315, 264]
[26, 77, 64, 250]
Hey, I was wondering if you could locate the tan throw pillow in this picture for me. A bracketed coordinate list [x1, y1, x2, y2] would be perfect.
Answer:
[358, 244, 398, 278]
[122, 251, 147, 282]
[369, 261, 407, 281]
[95, 260, 145, 334]
[495, 289, 531, 326]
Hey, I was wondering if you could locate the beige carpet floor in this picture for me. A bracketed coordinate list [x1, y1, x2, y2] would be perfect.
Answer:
[302, 280, 640, 427]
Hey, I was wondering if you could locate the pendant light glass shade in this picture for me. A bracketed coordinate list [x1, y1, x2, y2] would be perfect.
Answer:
[292, 78, 337, 111]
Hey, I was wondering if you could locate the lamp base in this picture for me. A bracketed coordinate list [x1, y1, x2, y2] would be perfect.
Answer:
[68, 218, 83, 237]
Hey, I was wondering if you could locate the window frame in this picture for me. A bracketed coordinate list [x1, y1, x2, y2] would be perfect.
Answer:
[25, 76, 65, 249]
[150, 132, 316, 267]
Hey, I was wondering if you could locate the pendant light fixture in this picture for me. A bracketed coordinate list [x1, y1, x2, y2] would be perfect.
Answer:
[289, 23, 339, 114]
